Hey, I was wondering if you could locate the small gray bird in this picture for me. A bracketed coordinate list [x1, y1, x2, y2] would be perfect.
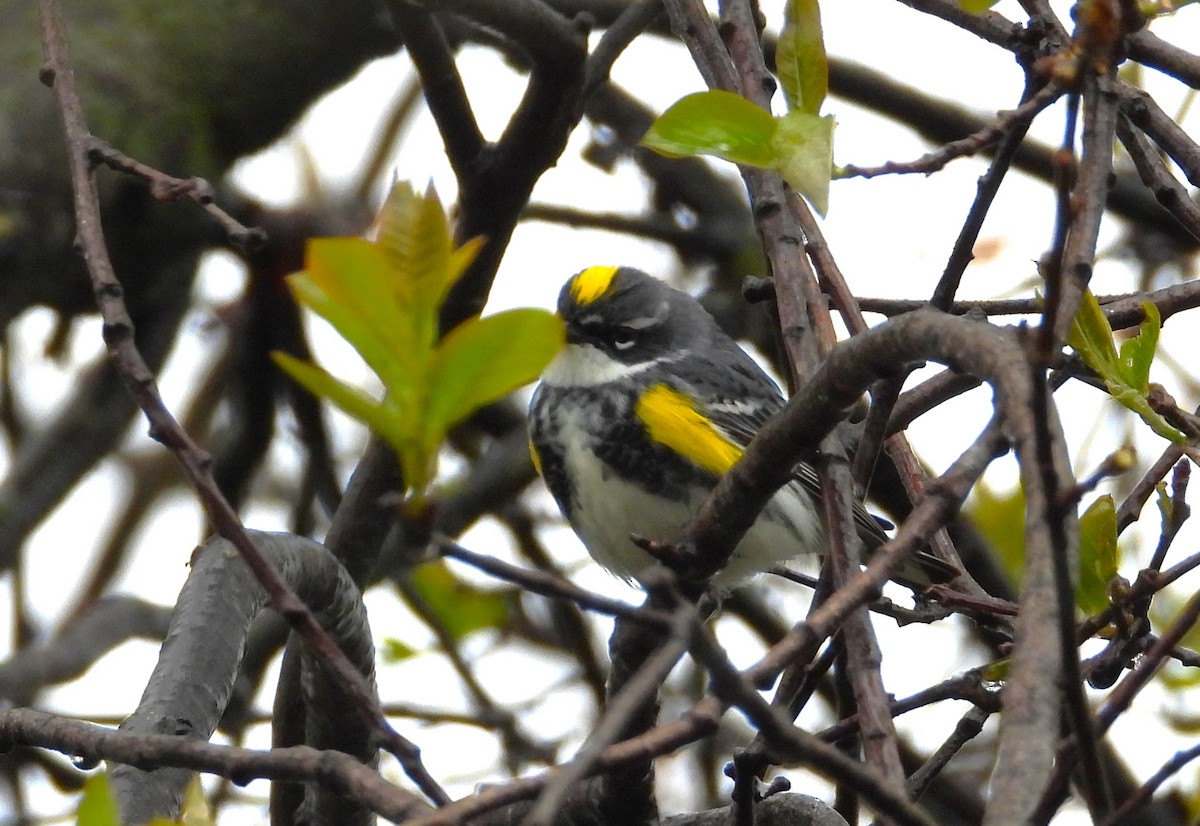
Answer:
[528, 265, 954, 588]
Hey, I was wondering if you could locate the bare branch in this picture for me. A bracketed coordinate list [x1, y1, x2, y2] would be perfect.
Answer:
[0, 709, 430, 822]
[35, 0, 448, 806]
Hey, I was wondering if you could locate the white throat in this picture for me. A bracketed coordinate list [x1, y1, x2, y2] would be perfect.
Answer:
[540, 343, 660, 387]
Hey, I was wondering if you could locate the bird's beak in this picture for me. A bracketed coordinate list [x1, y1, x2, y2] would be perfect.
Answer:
[564, 325, 590, 347]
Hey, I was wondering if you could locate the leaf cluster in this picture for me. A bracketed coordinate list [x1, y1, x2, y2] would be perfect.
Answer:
[273, 184, 563, 498]
[641, 0, 834, 213]
[1068, 290, 1186, 446]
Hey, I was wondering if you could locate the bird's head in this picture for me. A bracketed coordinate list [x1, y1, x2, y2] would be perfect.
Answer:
[551, 266, 716, 373]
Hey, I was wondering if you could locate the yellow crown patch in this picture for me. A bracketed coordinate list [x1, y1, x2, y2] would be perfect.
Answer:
[569, 265, 620, 306]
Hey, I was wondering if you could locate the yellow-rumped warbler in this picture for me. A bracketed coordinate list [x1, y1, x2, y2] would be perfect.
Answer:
[528, 265, 954, 588]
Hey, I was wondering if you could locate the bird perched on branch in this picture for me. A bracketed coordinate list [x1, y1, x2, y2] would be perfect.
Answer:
[528, 265, 955, 589]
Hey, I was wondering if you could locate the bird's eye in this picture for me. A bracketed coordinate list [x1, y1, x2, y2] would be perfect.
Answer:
[610, 326, 637, 350]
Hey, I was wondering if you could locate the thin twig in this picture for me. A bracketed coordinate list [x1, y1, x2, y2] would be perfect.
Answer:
[522, 599, 694, 826]
[35, 0, 449, 806]
[688, 613, 938, 826]
[582, 0, 665, 97]
[85, 138, 265, 251]
[840, 83, 1063, 179]
[904, 706, 991, 801]
[1115, 111, 1200, 242]
[860, 280, 1200, 327]
[0, 709, 431, 821]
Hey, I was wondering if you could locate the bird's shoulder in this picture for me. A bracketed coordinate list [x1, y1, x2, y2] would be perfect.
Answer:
[656, 345, 784, 449]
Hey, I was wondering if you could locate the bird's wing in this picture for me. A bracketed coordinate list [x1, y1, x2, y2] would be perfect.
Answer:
[681, 354, 958, 586]
[676, 346, 786, 445]
[678, 356, 887, 543]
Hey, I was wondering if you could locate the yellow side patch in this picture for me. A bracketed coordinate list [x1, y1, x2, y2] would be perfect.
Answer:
[569, 265, 620, 306]
[529, 438, 543, 477]
[635, 384, 743, 476]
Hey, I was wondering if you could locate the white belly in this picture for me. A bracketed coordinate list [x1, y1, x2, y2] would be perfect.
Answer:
[565, 439, 825, 586]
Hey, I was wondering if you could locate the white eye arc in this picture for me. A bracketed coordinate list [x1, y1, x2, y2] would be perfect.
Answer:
[611, 326, 637, 349]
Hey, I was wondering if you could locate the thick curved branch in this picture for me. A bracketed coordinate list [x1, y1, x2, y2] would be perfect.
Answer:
[109, 532, 377, 824]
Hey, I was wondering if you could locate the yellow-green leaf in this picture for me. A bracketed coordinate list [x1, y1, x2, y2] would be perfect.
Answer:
[273, 352, 433, 489]
[446, 235, 486, 301]
[274, 353, 390, 437]
[425, 309, 564, 446]
[1117, 301, 1160, 391]
[1068, 289, 1120, 373]
[176, 776, 213, 826]
[772, 111, 834, 214]
[381, 637, 420, 663]
[1077, 494, 1120, 615]
[1069, 291, 1186, 445]
[410, 561, 513, 641]
[979, 658, 1010, 683]
[967, 483, 1025, 587]
[293, 239, 418, 388]
[77, 775, 120, 826]
[641, 91, 779, 167]
[279, 182, 528, 499]
[376, 182, 458, 326]
[960, 0, 1001, 10]
[776, 0, 827, 114]
[642, 92, 834, 215]
[1156, 479, 1173, 526]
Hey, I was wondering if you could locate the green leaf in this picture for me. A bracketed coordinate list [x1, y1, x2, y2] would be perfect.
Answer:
[294, 239, 417, 390]
[1069, 291, 1186, 445]
[425, 309, 564, 448]
[77, 775, 120, 826]
[173, 776, 212, 826]
[776, 0, 827, 114]
[772, 111, 834, 215]
[447, 235, 485, 296]
[410, 561, 512, 641]
[641, 91, 779, 167]
[381, 637, 420, 663]
[376, 182, 458, 328]
[279, 182, 535, 499]
[273, 352, 433, 490]
[967, 483, 1025, 587]
[979, 658, 1010, 683]
[1115, 390, 1185, 445]
[1156, 479, 1173, 526]
[959, 0, 1001, 10]
[1077, 495, 1120, 615]
[273, 353, 389, 438]
[1067, 289, 1120, 373]
[642, 92, 834, 215]
[1117, 301, 1160, 390]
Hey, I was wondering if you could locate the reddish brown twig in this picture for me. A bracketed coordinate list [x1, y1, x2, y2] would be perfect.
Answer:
[35, 0, 448, 806]
[84, 138, 265, 252]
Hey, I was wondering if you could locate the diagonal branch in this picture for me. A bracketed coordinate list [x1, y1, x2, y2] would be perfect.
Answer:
[34, 0, 449, 809]
[675, 309, 1073, 820]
